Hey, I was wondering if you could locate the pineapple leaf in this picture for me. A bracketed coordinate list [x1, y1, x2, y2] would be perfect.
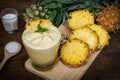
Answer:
[55, 0, 81, 4]
[65, 4, 82, 11]
[34, 0, 114, 27]
[64, 11, 69, 20]
[62, 11, 68, 24]
[45, 2, 58, 9]
[54, 10, 63, 27]
[56, 2, 63, 8]
[49, 10, 57, 22]
[38, 0, 53, 5]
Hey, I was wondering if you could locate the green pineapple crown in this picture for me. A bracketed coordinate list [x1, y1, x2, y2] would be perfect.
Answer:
[24, 0, 114, 27]
[23, 4, 51, 22]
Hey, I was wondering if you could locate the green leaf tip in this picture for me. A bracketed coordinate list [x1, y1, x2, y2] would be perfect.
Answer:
[35, 23, 48, 33]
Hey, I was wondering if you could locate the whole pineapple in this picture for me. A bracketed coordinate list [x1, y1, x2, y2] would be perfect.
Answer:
[96, 5, 120, 32]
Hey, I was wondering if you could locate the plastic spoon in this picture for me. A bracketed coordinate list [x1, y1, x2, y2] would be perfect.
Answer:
[0, 41, 21, 71]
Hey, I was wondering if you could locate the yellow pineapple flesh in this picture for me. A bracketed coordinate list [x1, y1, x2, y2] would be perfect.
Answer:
[60, 39, 89, 67]
[87, 24, 110, 49]
[67, 9, 94, 30]
[69, 27, 99, 51]
[25, 19, 53, 30]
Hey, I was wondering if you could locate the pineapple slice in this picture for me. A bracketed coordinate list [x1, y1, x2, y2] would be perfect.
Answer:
[69, 27, 99, 51]
[25, 19, 53, 30]
[88, 24, 110, 49]
[67, 9, 94, 30]
[60, 39, 89, 67]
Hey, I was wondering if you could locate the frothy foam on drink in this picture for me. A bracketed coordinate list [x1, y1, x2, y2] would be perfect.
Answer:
[22, 26, 61, 49]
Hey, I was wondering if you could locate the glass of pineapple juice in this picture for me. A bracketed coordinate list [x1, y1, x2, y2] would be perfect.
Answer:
[22, 25, 61, 71]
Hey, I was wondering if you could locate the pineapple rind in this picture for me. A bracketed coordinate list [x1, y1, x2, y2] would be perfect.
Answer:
[60, 39, 89, 67]
[69, 27, 98, 50]
[67, 9, 94, 30]
[96, 6, 120, 32]
[88, 24, 110, 49]
[25, 19, 53, 30]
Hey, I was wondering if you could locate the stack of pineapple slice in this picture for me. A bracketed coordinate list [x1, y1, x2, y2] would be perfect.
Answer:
[69, 27, 99, 51]
[88, 24, 110, 49]
[60, 9, 110, 67]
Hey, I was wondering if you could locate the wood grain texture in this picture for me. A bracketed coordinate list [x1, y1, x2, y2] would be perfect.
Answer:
[25, 50, 102, 80]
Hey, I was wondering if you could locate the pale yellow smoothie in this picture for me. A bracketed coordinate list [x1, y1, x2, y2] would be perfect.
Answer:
[22, 25, 61, 69]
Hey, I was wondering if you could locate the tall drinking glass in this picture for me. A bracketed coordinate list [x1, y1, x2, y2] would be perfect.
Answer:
[22, 25, 61, 71]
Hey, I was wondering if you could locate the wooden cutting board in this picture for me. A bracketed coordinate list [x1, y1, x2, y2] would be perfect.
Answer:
[25, 49, 102, 80]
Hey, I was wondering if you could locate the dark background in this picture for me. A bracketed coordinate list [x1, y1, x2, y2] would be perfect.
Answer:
[0, 0, 120, 80]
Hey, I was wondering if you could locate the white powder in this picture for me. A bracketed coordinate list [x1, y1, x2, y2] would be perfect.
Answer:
[5, 42, 18, 53]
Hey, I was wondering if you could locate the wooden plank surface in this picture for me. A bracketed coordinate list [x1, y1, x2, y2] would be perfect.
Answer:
[25, 50, 102, 80]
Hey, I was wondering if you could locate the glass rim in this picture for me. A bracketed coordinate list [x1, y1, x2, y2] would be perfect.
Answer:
[0, 8, 18, 20]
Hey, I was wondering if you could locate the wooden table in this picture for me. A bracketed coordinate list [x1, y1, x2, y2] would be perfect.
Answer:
[0, 1, 120, 80]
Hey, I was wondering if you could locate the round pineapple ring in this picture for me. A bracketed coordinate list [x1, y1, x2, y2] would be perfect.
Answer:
[67, 9, 94, 30]
[60, 39, 89, 67]
[25, 19, 53, 30]
[69, 27, 99, 51]
[88, 24, 110, 49]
